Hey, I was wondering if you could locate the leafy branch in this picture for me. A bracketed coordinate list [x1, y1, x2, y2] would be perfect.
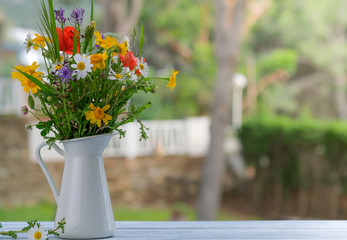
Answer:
[0, 218, 65, 239]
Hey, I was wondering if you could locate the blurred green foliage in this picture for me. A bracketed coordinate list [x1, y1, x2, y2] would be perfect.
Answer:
[134, 0, 216, 119]
[0, 202, 257, 221]
[257, 49, 298, 77]
[239, 115, 347, 191]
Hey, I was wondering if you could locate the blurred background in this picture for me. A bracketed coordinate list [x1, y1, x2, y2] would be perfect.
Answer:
[1, 0, 347, 221]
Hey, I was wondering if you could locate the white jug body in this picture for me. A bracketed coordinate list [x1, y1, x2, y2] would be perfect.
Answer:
[36, 133, 116, 239]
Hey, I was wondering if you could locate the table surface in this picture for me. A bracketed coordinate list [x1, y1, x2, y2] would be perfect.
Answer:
[1, 221, 347, 239]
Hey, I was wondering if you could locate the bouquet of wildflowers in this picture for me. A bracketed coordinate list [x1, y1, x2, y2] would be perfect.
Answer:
[11, 0, 178, 146]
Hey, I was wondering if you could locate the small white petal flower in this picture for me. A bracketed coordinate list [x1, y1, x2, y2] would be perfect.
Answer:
[135, 57, 149, 77]
[127, 70, 139, 82]
[109, 67, 130, 80]
[71, 54, 93, 80]
[23, 34, 33, 53]
[27, 225, 48, 240]
[124, 36, 131, 50]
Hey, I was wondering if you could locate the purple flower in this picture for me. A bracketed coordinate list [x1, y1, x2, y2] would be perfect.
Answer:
[57, 63, 74, 84]
[54, 7, 66, 24]
[21, 106, 29, 116]
[69, 8, 85, 26]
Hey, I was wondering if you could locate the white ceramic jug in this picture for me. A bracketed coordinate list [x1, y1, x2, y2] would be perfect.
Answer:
[36, 133, 116, 239]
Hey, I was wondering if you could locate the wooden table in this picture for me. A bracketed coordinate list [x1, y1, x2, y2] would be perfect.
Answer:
[1, 221, 347, 239]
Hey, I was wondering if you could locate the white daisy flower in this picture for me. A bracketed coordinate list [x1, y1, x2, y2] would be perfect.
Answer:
[71, 54, 93, 80]
[27, 225, 48, 240]
[135, 57, 149, 77]
[23, 33, 34, 53]
[123, 36, 131, 50]
[109, 67, 130, 80]
[127, 70, 139, 82]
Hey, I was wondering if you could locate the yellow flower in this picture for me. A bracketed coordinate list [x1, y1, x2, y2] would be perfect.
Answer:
[94, 31, 117, 50]
[90, 51, 108, 71]
[116, 40, 128, 56]
[103, 36, 117, 49]
[94, 31, 105, 45]
[11, 62, 44, 94]
[167, 70, 179, 92]
[85, 103, 112, 127]
[32, 34, 48, 50]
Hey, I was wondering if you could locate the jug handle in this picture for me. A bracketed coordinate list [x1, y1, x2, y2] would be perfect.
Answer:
[35, 142, 65, 204]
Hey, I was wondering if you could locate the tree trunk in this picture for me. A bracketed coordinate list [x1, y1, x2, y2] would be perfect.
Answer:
[101, 0, 144, 35]
[334, 74, 347, 120]
[197, 0, 247, 220]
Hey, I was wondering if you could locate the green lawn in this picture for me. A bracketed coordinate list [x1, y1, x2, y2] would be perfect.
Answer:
[0, 202, 259, 221]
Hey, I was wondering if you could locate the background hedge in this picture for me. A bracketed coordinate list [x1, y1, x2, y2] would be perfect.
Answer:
[238, 116, 347, 219]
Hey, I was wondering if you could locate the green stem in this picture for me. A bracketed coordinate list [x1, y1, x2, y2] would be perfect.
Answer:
[38, 94, 65, 137]
[0, 230, 25, 236]
[29, 110, 43, 122]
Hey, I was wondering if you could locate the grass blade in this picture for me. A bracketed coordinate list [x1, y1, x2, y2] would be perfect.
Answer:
[139, 24, 144, 54]
[91, 0, 94, 21]
[48, 0, 60, 60]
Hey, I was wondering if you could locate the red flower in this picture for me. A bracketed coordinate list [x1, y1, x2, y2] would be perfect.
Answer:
[119, 51, 137, 70]
[56, 26, 79, 55]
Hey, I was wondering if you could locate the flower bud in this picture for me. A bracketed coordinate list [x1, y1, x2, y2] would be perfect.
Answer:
[83, 21, 96, 50]
[21, 106, 29, 116]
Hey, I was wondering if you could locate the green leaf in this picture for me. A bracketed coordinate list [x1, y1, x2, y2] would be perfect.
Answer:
[28, 94, 35, 109]
[139, 24, 144, 54]
[36, 122, 46, 130]
[8, 231, 17, 239]
[90, 0, 94, 21]
[12, 67, 52, 95]
[41, 129, 48, 137]
[48, 0, 60, 59]
[137, 101, 151, 114]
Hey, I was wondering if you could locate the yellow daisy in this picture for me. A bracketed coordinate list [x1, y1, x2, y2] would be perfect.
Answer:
[85, 103, 112, 127]
[90, 51, 108, 71]
[167, 70, 179, 92]
[11, 62, 44, 94]
[116, 40, 128, 56]
[32, 33, 48, 50]
[94, 31, 105, 45]
[102, 36, 117, 50]
[94, 31, 117, 50]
